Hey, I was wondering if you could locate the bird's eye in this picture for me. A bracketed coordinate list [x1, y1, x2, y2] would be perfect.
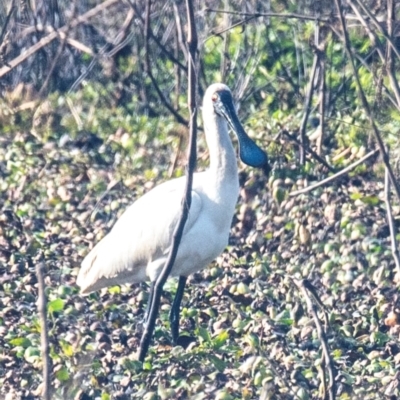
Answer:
[211, 94, 218, 102]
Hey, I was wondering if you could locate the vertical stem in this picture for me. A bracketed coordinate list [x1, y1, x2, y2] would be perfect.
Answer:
[385, 0, 400, 108]
[317, 54, 326, 155]
[138, 0, 198, 362]
[334, 0, 400, 203]
[299, 53, 318, 165]
[36, 262, 52, 400]
[144, 0, 187, 125]
[174, 14, 181, 110]
[384, 160, 400, 276]
[220, 0, 229, 81]
[0, 0, 15, 46]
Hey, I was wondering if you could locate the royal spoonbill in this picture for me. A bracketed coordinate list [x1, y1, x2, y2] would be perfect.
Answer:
[77, 83, 269, 347]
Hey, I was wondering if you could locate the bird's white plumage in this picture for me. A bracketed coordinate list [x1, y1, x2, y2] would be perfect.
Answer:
[77, 83, 241, 294]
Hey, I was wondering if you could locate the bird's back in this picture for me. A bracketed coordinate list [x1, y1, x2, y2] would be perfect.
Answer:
[77, 177, 186, 292]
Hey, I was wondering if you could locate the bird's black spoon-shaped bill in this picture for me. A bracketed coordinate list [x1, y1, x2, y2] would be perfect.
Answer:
[215, 91, 269, 170]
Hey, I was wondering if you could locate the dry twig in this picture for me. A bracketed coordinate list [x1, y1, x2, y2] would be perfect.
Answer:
[129, 2, 186, 71]
[138, 0, 197, 362]
[334, 0, 400, 203]
[317, 48, 326, 156]
[0, 0, 15, 68]
[353, 0, 400, 61]
[0, 0, 120, 78]
[299, 51, 319, 165]
[290, 148, 379, 197]
[384, 165, 400, 276]
[281, 130, 335, 173]
[68, 6, 135, 92]
[385, 0, 400, 109]
[36, 262, 52, 400]
[204, 8, 330, 23]
[293, 279, 335, 400]
[144, 0, 187, 126]
[347, 0, 400, 108]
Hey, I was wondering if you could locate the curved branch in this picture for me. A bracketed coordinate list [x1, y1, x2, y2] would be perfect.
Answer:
[138, 0, 197, 362]
[290, 148, 379, 197]
[334, 0, 400, 204]
[0, 0, 120, 78]
[143, 0, 187, 126]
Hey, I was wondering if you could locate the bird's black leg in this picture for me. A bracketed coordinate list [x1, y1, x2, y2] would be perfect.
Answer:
[144, 281, 156, 324]
[169, 275, 187, 345]
[139, 278, 163, 362]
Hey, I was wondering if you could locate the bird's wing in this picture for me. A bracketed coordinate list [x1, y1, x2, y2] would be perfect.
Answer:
[77, 176, 203, 293]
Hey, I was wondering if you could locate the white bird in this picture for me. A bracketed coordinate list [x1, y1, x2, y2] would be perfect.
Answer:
[77, 83, 269, 345]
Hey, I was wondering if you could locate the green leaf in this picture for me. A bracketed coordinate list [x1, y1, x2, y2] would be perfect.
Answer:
[9, 337, 31, 348]
[246, 333, 259, 348]
[108, 286, 121, 295]
[59, 339, 74, 357]
[350, 192, 362, 200]
[213, 330, 229, 349]
[143, 361, 152, 371]
[265, 232, 273, 240]
[370, 331, 389, 346]
[350, 193, 379, 206]
[197, 326, 211, 343]
[48, 298, 65, 314]
[24, 346, 41, 363]
[332, 349, 343, 359]
[278, 318, 293, 326]
[360, 195, 379, 206]
[208, 354, 226, 372]
[56, 367, 70, 382]
[284, 221, 295, 230]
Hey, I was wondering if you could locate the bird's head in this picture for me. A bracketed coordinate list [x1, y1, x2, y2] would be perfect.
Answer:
[204, 83, 270, 174]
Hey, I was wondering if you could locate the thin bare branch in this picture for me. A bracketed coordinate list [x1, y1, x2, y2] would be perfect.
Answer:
[293, 279, 335, 400]
[204, 16, 257, 42]
[0, 0, 120, 78]
[204, 8, 330, 23]
[129, 2, 187, 72]
[144, 0, 187, 126]
[36, 262, 52, 400]
[38, 34, 68, 97]
[69, 7, 134, 92]
[0, 0, 15, 68]
[317, 55, 326, 155]
[353, 52, 400, 112]
[172, 1, 187, 63]
[266, 34, 300, 97]
[385, 0, 400, 109]
[353, 0, 400, 61]
[138, 0, 197, 362]
[11, 24, 94, 55]
[281, 130, 336, 173]
[334, 0, 400, 204]
[290, 149, 379, 197]
[0, 0, 15, 46]
[326, 24, 399, 111]
[299, 49, 319, 165]
[303, 279, 330, 331]
[384, 164, 400, 276]
[348, 0, 400, 108]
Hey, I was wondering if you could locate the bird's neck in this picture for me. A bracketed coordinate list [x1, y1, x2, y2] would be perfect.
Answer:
[202, 109, 240, 219]
[204, 113, 238, 180]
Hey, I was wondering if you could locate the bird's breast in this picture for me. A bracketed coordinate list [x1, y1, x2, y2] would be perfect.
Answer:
[168, 176, 239, 277]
